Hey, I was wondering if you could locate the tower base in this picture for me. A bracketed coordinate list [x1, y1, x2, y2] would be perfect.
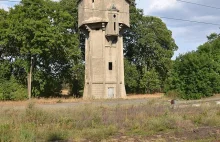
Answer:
[83, 83, 126, 99]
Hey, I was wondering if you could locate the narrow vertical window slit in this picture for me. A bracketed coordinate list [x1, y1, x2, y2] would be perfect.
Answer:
[109, 62, 113, 70]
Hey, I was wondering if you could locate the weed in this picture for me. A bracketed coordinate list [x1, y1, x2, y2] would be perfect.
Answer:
[57, 99, 62, 103]
[0, 101, 219, 141]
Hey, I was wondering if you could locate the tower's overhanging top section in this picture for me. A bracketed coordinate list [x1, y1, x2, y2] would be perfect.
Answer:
[78, 0, 130, 28]
[77, 0, 131, 4]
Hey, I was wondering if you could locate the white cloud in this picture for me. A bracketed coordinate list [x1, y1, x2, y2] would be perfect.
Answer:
[147, 0, 181, 13]
[0, 4, 9, 11]
[169, 27, 189, 38]
[137, 0, 220, 58]
[191, 15, 220, 22]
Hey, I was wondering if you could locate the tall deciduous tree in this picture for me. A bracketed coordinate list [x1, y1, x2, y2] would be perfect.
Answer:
[0, 0, 81, 98]
[124, 2, 178, 94]
[59, 0, 85, 97]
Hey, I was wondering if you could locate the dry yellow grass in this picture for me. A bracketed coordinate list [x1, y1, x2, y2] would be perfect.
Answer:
[126, 93, 164, 99]
[0, 94, 164, 106]
[0, 97, 82, 106]
[0, 98, 219, 141]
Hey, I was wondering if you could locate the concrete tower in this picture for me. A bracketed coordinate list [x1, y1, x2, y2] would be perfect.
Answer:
[78, 0, 130, 99]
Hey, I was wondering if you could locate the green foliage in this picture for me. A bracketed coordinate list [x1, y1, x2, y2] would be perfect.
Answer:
[0, 60, 11, 79]
[0, 0, 178, 98]
[124, 3, 177, 94]
[32, 70, 63, 97]
[0, 60, 27, 100]
[0, 124, 12, 142]
[165, 33, 220, 99]
[69, 63, 85, 97]
[140, 69, 161, 94]
[0, 77, 27, 100]
[0, 0, 83, 98]
[124, 59, 139, 93]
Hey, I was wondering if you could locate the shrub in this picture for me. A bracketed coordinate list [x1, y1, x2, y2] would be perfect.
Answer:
[165, 34, 220, 100]
[165, 52, 219, 99]
[0, 77, 27, 101]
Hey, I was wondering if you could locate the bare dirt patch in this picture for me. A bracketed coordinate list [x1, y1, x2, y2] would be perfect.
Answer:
[104, 127, 220, 142]
[126, 93, 164, 99]
[146, 127, 220, 142]
[0, 97, 82, 107]
[0, 94, 163, 106]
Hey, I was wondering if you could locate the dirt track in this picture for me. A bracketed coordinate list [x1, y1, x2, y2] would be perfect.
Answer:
[0, 94, 220, 110]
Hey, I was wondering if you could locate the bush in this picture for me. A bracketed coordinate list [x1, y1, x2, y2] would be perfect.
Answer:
[140, 69, 161, 93]
[165, 90, 181, 99]
[165, 51, 220, 99]
[165, 34, 220, 99]
[124, 59, 139, 93]
[0, 77, 27, 101]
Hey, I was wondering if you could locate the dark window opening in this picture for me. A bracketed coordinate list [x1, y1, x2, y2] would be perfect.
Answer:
[112, 37, 117, 44]
[109, 62, 112, 70]
[113, 14, 116, 18]
[114, 22, 116, 31]
[92, 0, 94, 3]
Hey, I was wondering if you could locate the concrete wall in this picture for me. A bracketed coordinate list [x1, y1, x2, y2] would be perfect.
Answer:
[79, 0, 129, 99]
[78, 0, 130, 28]
[83, 25, 126, 99]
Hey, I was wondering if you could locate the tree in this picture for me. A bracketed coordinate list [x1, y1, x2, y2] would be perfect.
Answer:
[124, 59, 139, 93]
[140, 69, 161, 94]
[59, 0, 85, 97]
[165, 33, 220, 99]
[123, 2, 178, 93]
[0, 0, 81, 99]
[0, 0, 178, 98]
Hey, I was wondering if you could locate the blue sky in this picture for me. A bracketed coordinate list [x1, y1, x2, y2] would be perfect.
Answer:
[0, 1, 19, 10]
[1, 0, 220, 59]
[136, 0, 220, 58]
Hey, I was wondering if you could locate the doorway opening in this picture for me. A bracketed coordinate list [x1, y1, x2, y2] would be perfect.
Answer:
[108, 87, 114, 98]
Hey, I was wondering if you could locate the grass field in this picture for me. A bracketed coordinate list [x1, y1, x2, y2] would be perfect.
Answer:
[0, 98, 220, 142]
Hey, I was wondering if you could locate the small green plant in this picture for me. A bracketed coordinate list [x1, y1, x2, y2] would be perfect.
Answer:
[0, 77, 27, 101]
[0, 124, 11, 142]
[57, 99, 62, 103]
[165, 90, 181, 100]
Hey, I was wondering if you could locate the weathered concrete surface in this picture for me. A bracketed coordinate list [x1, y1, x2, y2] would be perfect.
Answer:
[78, 0, 130, 28]
[78, 0, 130, 99]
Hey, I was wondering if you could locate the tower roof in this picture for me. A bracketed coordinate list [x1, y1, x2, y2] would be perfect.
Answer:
[77, 0, 131, 4]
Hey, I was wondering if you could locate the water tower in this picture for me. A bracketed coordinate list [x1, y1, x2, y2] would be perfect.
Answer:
[78, 0, 130, 99]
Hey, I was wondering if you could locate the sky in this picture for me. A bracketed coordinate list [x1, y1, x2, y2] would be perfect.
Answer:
[1, 0, 220, 58]
[136, 0, 220, 58]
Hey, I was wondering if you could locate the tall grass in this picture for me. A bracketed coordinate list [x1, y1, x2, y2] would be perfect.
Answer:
[0, 100, 219, 141]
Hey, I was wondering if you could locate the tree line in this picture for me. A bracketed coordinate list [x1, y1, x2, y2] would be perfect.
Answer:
[0, 0, 219, 100]
[165, 33, 220, 99]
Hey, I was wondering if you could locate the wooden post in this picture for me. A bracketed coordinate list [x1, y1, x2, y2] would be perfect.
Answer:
[28, 57, 33, 99]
